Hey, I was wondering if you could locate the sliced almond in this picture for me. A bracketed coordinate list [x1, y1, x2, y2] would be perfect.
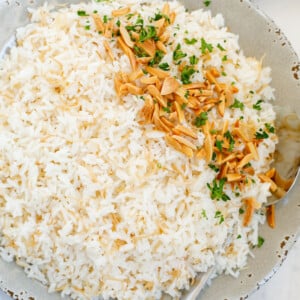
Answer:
[172, 135, 197, 150]
[172, 125, 197, 139]
[217, 93, 226, 117]
[112, 7, 131, 17]
[140, 76, 158, 85]
[160, 116, 174, 129]
[136, 40, 156, 57]
[136, 57, 152, 64]
[124, 83, 143, 95]
[104, 20, 114, 38]
[266, 204, 275, 228]
[141, 95, 154, 122]
[274, 171, 293, 191]
[246, 142, 259, 160]
[237, 153, 254, 169]
[265, 168, 276, 179]
[174, 101, 185, 123]
[120, 25, 134, 48]
[147, 85, 167, 107]
[145, 66, 170, 79]
[159, 31, 170, 43]
[226, 173, 242, 182]
[156, 41, 167, 53]
[162, 2, 170, 15]
[161, 77, 180, 95]
[92, 14, 105, 32]
[258, 174, 277, 193]
[103, 40, 114, 61]
[232, 128, 250, 142]
[165, 135, 193, 157]
[203, 123, 213, 162]
[129, 69, 144, 82]
[243, 197, 260, 226]
[155, 18, 165, 36]
[183, 82, 206, 90]
[169, 12, 176, 24]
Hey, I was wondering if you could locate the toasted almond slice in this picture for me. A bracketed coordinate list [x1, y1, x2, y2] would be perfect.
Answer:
[266, 205, 275, 228]
[162, 2, 170, 15]
[226, 173, 242, 182]
[140, 76, 158, 85]
[159, 31, 170, 43]
[258, 174, 277, 192]
[124, 83, 143, 95]
[237, 153, 254, 169]
[169, 12, 176, 24]
[155, 78, 163, 91]
[232, 128, 250, 142]
[104, 20, 114, 38]
[217, 93, 226, 117]
[141, 95, 154, 122]
[174, 101, 185, 123]
[136, 40, 156, 57]
[92, 14, 105, 32]
[117, 36, 130, 55]
[165, 135, 193, 157]
[222, 120, 229, 135]
[243, 166, 255, 175]
[147, 85, 167, 107]
[210, 67, 220, 77]
[145, 66, 170, 79]
[183, 82, 206, 90]
[218, 162, 229, 179]
[196, 148, 206, 159]
[103, 40, 114, 61]
[112, 7, 130, 17]
[114, 77, 122, 96]
[156, 41, 167, 53]
[136, 57, 152, 64]
[178, 61, 187, 72]
[231, 85, 239, 93]
[265, 168, 276, 179]
[243, 197, 259, 226]
[172, 135, 197, 150]
[174, 87, 189, 102]
[155, 18, 165, 36]
[120, 25, 134, 48]
[161, 77, 180, 95]
[129, 69, 144, 82]
[187, 97, 201, 110]
[160, 116, 174, 128]
[274, 171, 294, 191]
[246, 142, 259, 160]
[128, 49, 138, 71]
[173, 125, 197, 139]
[273, 186, 286, 198]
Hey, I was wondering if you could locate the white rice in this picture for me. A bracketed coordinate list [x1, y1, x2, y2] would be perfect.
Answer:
[0, 1, 276, 299]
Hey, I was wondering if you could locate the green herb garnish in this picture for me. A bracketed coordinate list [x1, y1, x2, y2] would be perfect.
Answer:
[77, 10, 89, 16]
[181, 65, 196, 84]
[265, 123, 275, 133]
[207, 178, 230, 201]
[195, 112, 208, 127]
[230, 98, 244, 110]
[208, 164, 220, 173]
[148, 50, 164, 66]
[189, 55, 199, 65]
[224, 130, 235, 151]
[158, 62, 170, 71]
[201, 38, 213, 54]
[184, 38, 197, 45]
[217, 43, 226, 51]
[257, 236, 265, 248]
[173, 44, 187, 61]
[255, 129, 269, 139]
[253, 99, 264, 110]
[215, 211, 225, 224]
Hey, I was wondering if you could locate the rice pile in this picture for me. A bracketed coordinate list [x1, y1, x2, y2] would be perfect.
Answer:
[0, 0, 277, 299]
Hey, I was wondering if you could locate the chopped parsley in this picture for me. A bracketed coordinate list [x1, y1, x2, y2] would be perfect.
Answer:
[208, 163, 220, 173]
[255, 129, 269, 139]
[257, 236, 265, 248]
[173, 44, 187, 61]
[214, 211, 225, 224]
[203, 0, 211, 7]
[148, 50, 164, 66]
[237, 234, 242, 239]
[84, 25, 91, 30]
[116, 19, 121, 27]
[195, 112, 208, 127]
[133, 45, 148, 58]
[201, 209, 208, 220]
[158, 62, 170, 71]
[224, 130, 235, 151]
[217, 43, 226, 51]
[181, 103, 188, 110]
[253, 99, 264, 110]
[222, 55, 228, 61]
[184, 38, 197, 45]
[181, 65, 196, 84]
[103, 15, 108, 23]
[221, 71, 227, 76]
[139, 26, 158, 42]
[207, 178, 231, 201]
[152, 12, 170, 23]
[230, 98, 244, 110]
[162, 106, 171, 113]
[189, 55, 199, 65]
[239, 208, 245, 214]
[216, 139, 223, 152]
[265, 123, 275, 133]
[200, 38, 213, 54]
[77, 10, 89, 16]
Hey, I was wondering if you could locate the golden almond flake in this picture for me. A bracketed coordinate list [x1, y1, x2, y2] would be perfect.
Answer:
[92, 14, 105, 32]
[237, 153, 254, 169]
[141, 95, 155, 122]
[136, 40, 156, 57]
[147, 85, 167, 107]
[274, 171, 293, 191]
[266, 205, 276, 228]
[140, 75, 158, 85]
[155, 18, 166, 37]
[258, 174, 278, 193]
[162, 2, 170, 15]
[156, 41, 167, 53]
[226, 173, 243, 182]
[120, 25, 135, 48]
[172, 135, 197, 150]
[172, 125, 197, 139]
[174, 101, 185, 123]
[112, 7, 131, 17]
[159, 31, 170, 43]
[161, 77, 180, 95]
[145, 66, 170, 79]
[136, 57, 153, 64]
[103, 40, 114, 61]
[245, 142, 259, 160]
[183, 82, 206, 90]
[129, 69, 144, 82]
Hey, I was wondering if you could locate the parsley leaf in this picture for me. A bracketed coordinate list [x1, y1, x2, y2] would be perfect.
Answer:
[173, 44, 187, 61]
[189, 55, 199, 65]
[201, 38, 213, 54]
[208, 164, 220, 173]
[214, 211, 225, 224]
[77, 10, 89, 16]
[265, 123, 275, 133]
[253, 99, 264, 110]
[224, 130, 235, 151]
[257, 236, 265, 248]
[195, 112, 208, 127]
[216, 139, 223, 152]
[203, 0, 211, 7]
[201, 209, 208, 220]
[139, 26, 158, 42]
[207, 178, 230, 201]
[217, 43, 226, 51]
[184, 38, 197, 45]
[255, 129, 269, 139]
[158, 62, 170, 71]
[239, 208, 245, 214]
[148, 50, 164, 66]
[230, 98, 244, 110]
[181, 65, 196, 84]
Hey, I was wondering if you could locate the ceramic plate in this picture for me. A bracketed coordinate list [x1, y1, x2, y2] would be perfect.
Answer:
[0, 0, 299, 299]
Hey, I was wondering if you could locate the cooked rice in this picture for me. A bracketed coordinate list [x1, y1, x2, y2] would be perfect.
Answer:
[0, 0, 276, 299]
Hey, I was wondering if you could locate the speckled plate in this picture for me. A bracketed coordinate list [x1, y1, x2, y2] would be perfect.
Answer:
[0, 0, 299, 300]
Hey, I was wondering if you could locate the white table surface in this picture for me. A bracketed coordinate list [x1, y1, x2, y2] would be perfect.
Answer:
[0, 0, 299, 299]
